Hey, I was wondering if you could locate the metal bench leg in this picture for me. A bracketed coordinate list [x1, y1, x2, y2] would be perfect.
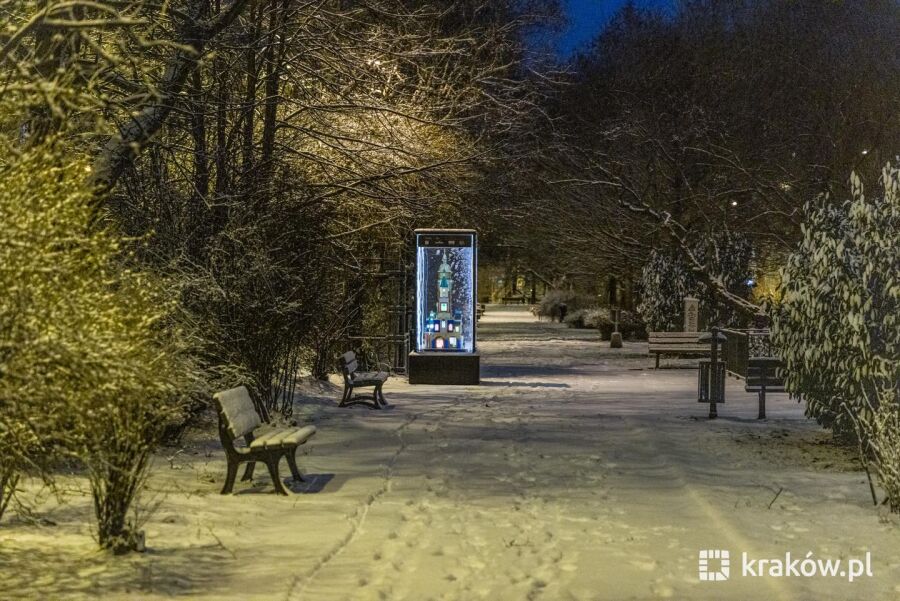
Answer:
[371, 387, 382, 409]
[265, 456, 289, 495]
[221, 459, 239, 495]
[655, 354, 660, 369]
[757, 366, 768, 420]
[285, 449, 305, 482]
[758, 384, 767, 420]
[340, 393, 379, 409]
[241, 461, 256, 481]
[376, 384, 387, 407]
[339, 385, 353, 407]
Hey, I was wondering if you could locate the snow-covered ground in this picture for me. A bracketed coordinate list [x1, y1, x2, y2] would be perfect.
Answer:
[2, 306, 898, 600]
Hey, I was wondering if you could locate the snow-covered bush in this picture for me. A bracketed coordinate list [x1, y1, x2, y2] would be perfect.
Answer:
[0, 142, 199, 547]
[537, 289, 572, 320]
[563, 309, 590, 328]
[864, 403, 900, 510]
[537, 290, 595, 321]
[771, 166, 899, 509]
[564, 307, 647, 339]
[582, 308, 608, 329]
[638, 234, 754, 330]
[563, 308, 609, 329]
[596, 309, 646, 341]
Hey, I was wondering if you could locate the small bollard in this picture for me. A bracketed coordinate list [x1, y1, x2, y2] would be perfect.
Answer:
[610, 308, 623, 348]
[610, 331, 623, 348]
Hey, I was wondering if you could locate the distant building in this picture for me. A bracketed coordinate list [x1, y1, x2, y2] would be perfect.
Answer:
[423, 252, 464, 350]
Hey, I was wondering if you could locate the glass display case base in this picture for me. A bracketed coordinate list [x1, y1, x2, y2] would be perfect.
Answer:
[408, 352, 480, 385]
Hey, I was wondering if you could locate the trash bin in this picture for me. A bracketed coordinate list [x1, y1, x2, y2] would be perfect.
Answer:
[697, 329, 727, 418]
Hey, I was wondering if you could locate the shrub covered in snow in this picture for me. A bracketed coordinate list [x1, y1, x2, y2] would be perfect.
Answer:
[771, 166, 900, 510]
[0, 142, 200, 548]
[563, 308, 610, 329]
[564, 308, 647, 340]
[536, 289, 596, 321]
[563, 308, 590, 328]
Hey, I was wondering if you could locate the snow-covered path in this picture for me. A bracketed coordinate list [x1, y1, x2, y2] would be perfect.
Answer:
[2, 307, 898, 600]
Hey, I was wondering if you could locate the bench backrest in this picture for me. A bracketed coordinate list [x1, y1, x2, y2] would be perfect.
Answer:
[648, 332, 709, 351]
[747, 359, 786, 387]
[213, 386, 261, 440]
[648, 332, 704, 344]
[339, 351, 358, 380]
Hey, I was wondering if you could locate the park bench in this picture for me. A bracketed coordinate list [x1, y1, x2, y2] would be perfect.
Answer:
[720, 329, 788, 418]
[648, 331, 710, 368]
[501, 294, 526, 305]
[742, 357, 787, 419]
[212, 386, 317, 495]
[339, 351, 390, 409]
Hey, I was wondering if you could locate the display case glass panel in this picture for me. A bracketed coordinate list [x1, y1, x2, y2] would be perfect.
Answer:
[415, 230, 476, 353]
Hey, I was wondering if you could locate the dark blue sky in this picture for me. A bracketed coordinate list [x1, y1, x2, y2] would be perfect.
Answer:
[556, 0, 673, 56]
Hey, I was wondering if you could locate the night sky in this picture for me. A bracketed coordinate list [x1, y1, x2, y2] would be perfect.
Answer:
[556, 0, 674, 56]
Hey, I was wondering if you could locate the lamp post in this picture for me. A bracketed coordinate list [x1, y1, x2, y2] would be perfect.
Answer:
[608, 277, 622, 348]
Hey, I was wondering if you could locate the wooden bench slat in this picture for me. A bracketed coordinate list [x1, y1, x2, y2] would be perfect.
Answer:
[649, 332, 703, 338]
[248, 425, 317, 449]
[648, 345, 709, 352]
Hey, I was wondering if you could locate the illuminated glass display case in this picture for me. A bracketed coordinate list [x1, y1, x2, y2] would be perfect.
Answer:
[408, 229, 480, 384]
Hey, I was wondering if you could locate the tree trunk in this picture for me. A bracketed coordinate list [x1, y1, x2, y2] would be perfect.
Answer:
[259, 0, 286, 173]
[190, 67, 210, 257]
[90, 0, 256, 196]
[241, 6, 260, 185]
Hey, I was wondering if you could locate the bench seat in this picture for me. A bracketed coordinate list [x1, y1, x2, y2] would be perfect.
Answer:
[352, 371, 389, 385]
[246, 425, 317, 450]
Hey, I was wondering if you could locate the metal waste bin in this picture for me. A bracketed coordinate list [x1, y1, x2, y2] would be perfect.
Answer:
[697, 329, 727, 418]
